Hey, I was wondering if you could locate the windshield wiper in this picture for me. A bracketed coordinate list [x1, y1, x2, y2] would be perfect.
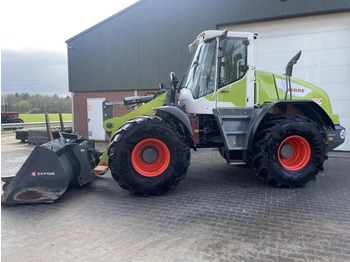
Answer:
[179, 46, 202, 90]
[191, 46, 203, 80]
[179, 60, 198, 90]
[192, 58, 200, 80]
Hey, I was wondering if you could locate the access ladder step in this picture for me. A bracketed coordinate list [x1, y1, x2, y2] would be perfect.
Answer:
[228, 160, 246, 165]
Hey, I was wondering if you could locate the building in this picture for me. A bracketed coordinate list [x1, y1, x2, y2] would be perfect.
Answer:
[66, 0, 350, 150]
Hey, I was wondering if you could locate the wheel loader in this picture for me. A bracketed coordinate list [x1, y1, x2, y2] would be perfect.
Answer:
[2, 30, 346, 204]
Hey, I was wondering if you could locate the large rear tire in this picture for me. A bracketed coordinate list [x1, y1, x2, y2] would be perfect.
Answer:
[12, 118, 24, 130]
[250, 115, 328, 188]
[108, 115, 191, 196]
[13, 118, 24, 123]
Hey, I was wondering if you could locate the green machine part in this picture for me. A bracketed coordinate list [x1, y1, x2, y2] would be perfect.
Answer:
[255, 70, 340, 124]
[204, 76, 247, 106]
[94, 93, 167, 175]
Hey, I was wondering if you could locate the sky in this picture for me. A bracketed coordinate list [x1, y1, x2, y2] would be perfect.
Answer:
[0, 0, 139, 96]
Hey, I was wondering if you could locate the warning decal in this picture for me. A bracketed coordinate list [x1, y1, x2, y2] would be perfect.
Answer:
[94, 162, 108, 175]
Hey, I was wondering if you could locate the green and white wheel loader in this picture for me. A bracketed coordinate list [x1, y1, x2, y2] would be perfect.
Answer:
[2, 30, 346, 204]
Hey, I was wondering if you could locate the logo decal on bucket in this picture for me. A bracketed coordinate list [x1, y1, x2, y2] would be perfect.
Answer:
[31, 171, 55, 177]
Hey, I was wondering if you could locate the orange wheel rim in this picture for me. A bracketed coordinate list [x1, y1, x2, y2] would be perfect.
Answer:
[131, 138, 170, 177]
[278, 135, 311, 171]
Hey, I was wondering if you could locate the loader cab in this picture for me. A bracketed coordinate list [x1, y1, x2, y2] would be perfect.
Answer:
[179, 30, 257, 114]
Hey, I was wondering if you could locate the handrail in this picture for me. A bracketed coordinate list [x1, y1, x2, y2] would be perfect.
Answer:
[1, 121, 72, 129]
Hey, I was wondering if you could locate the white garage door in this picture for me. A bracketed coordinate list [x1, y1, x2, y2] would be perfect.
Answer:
[220, 12, 350, 151]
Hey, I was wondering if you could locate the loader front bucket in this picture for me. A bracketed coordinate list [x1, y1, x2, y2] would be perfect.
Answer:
[1, 133, 101, 204]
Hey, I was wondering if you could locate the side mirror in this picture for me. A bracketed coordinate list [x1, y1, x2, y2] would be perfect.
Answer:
[188, 39, 198, 53]
[170, 72, 176, 82]
[217, 29, 228, 59]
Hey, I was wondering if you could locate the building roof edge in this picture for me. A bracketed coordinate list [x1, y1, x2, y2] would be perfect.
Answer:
[65, 0, 145, 43]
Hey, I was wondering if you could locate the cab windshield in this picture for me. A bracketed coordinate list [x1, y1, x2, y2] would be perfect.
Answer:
[181, 37, 248, 99]
[181, 39, 216, 99]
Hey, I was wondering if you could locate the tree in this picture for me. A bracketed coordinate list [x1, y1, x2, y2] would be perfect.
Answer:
[15, 100, 32, 113]
[1, 93, 72, 113]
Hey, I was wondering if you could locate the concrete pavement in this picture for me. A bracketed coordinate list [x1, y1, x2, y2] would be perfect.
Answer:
[2, 133, 350, 261]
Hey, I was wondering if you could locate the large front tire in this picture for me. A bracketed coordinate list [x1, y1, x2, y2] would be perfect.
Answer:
[251, 115, 328, 188]
[108, 115, 191, 196]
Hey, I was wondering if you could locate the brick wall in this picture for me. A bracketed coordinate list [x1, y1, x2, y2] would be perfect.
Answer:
[72, 90, 156, 138]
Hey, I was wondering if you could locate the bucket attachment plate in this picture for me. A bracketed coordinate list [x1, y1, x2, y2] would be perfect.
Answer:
[2, 133, 101, 205]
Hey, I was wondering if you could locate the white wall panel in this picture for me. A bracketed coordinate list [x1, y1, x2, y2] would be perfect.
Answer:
[221, 12, 350, 150]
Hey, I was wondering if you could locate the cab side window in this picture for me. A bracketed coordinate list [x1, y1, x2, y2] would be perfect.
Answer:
[219, 38, 248, 88]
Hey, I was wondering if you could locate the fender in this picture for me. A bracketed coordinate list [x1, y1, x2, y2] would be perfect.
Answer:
[247, 100, 335, 150]
[153, 106, 195, 147]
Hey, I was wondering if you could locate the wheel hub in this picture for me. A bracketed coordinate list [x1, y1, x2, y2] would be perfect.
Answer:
[278, 135, 311, 171]
[280, 143, 294, 159]
[131, 138, 171, 177]
[141, 147, 159, 163]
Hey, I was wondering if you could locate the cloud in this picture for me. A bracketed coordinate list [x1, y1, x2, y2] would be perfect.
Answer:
[1, 48, 69, 96]
[0, 0, 139, 52]
[0, 0, 139, 96]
